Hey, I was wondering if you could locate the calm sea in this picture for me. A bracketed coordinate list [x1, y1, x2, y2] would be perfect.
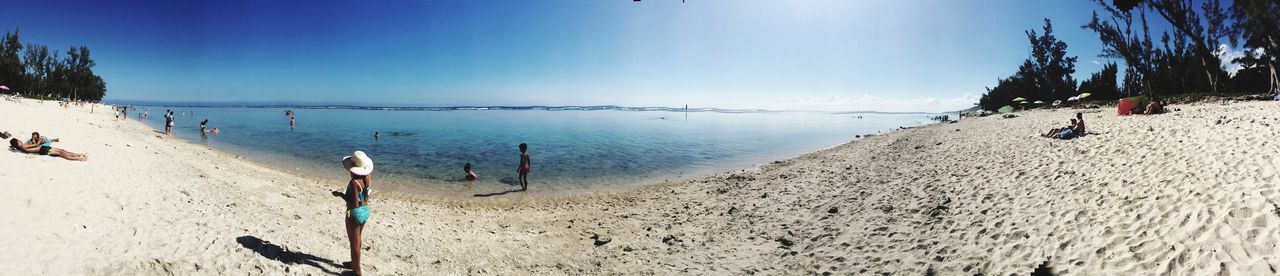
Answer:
[123, 105, 935, 197]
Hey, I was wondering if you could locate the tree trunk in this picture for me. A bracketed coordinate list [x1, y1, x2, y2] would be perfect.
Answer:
[1271, 36, 1280, 96]
[1270, 61, 1279, 96]
[1201, 55, 1218, 94]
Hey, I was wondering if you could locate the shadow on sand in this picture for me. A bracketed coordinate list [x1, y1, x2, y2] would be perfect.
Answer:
[473, 188, 526, 198]
[235, 235, 346, 275]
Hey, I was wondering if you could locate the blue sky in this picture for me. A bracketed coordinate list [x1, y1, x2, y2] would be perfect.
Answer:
[0, 1, 1174, 112]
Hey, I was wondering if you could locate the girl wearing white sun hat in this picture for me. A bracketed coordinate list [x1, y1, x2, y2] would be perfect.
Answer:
[331, 150, 373, 275]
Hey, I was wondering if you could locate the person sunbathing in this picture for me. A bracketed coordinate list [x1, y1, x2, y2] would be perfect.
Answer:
[1143, 99, 1164, 115]
[9, 138, 88, 161]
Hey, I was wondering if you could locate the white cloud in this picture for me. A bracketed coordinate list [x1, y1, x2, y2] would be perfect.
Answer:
[1216, 44, 1252, 76]
[764, 93, 980, 113]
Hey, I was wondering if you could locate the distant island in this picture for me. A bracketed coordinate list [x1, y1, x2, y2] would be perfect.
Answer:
[102, 101, 946, 115]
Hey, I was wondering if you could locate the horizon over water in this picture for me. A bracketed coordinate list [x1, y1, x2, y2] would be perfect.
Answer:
[114, 102, 939, 198]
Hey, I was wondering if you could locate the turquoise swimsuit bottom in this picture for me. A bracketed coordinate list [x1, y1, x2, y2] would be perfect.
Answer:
[346, 184, 371, 224]
[350, 206, 370, 224]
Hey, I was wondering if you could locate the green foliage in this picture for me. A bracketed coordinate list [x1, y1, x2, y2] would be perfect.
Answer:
[1081, 0, 1272, 98]
[1026, 19, 1080, 101]
[0, 28, 107, 101]
[0, 29, 24, 92]
[1079, 62, 1121, 101]
[977, 19, 1078, 111]
[1083, 0, 1158, 97]
[1230, 0, 1280, 94]
[1146, 0, 1232, 93]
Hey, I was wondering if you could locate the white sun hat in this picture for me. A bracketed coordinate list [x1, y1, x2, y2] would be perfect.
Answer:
[342, 151, 374, 176]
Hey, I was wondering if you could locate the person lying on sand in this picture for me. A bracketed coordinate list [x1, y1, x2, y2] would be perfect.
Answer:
[1143, 99, 1164, 115]
[9, 138, 88, 161]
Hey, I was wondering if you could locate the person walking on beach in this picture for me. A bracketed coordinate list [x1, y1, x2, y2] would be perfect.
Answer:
[331, 151, 374, 275]
[517, 143, 531, 191]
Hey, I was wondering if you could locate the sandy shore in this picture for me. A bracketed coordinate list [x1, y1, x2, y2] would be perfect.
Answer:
[2, 99, 1279, 275]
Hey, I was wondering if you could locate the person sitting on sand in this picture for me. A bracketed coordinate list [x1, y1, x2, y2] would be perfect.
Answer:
[1041, 119, 1079, 140]
[9, 138, 88, 161]
[330, 151, 373, 275]
[1072, 112, 1085, 134]
[464, 162, 478, 181]
[1041, 119, 1076, 138]
[27, 132, 60, 148]
[517, 143, 531, 191]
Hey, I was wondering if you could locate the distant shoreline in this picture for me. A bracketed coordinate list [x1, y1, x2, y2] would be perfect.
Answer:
[102, 100, 951, 115]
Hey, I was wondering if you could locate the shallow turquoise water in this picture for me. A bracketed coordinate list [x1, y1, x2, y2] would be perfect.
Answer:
[127, 106, 933, 195]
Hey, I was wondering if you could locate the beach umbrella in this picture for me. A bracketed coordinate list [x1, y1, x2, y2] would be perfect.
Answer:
[1020, 101, 1029, 104]
[998, 105, 1014, 113]
[0, 85, 8, 91]
[1011, 97, 1027, 102]
[1077, 93, 1092, 99]
[1068, 96, 1079, 101]
[1033, 100, 1045, 104]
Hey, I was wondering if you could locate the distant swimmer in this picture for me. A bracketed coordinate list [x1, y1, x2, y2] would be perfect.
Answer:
[374, 132, 380, 141]
[290, 116, 296, 128]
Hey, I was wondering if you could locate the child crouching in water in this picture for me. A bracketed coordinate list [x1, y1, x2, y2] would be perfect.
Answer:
[464, 162, 478, 181]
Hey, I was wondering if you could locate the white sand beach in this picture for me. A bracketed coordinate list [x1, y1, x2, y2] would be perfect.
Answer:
[2, 99, 1279, 275]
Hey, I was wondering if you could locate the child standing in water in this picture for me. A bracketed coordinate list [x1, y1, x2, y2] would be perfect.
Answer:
[517, 143, 531, 191]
